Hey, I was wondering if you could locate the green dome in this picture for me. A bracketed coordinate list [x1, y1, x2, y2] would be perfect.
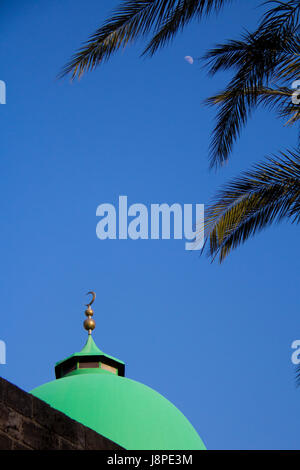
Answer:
[30, 305, 205, 452]
[31, 372, 205, 450]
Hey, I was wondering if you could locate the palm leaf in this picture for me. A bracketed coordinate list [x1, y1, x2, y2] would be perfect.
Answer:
[203, 3, 300, 167]
[61, 0, 233, 79]
[202, 150, 300, 262]
[142, 0, 231, 56]
[205, 85, 299, 168]
[204, 32, 299, 167]
[259, 0, 300, 31]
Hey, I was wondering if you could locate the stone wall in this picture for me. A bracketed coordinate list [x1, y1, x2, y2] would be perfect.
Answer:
[0, 377, 122, 450]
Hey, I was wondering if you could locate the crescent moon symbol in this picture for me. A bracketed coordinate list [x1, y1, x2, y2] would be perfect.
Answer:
[86, 291, 96, 307]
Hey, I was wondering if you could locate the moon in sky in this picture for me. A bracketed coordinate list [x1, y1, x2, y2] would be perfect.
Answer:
[184, 56, 194, 65]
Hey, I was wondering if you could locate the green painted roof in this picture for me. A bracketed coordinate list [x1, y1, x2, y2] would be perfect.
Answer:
[55, 335, 124, 367]
[31, 373, 206, 450]
[33, 333, 205, 449]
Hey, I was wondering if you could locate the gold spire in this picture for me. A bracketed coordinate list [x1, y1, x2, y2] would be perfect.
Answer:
[83, 291, 96, 335]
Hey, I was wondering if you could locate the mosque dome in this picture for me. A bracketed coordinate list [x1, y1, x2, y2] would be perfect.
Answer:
[30, 292, 206, 450]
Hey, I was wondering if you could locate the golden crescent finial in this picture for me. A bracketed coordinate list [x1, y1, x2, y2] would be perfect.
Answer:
[84, 291, 96, 335]
[85, 291, 96, 308]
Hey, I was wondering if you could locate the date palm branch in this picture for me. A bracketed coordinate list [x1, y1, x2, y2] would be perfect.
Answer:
[60, 0, 233, 79]
[202, 150, 300, 262]
[205, 83, 300, 167]
[203, 1, 300, 167]
[260, 0, 300, 31]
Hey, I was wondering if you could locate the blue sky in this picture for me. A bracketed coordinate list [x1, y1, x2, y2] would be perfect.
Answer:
[0, 0, 299, 450]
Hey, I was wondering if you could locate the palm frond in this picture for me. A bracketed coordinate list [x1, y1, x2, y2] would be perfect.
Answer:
[259, 0, 300, 81]
[205, 86, 299, 167]
[202, 150, 300, 262]
[203, 24, 299, 167]
[203, 28, 297, 77]
[205, 85, 257, 168]
[276, 53, 300, 81]
[259, 0, 300, 32]
[142, 0, 231, 57]
[61, 0, 233, 79]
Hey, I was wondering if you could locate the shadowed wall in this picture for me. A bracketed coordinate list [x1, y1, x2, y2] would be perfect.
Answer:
[0, 377, 122, 450]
